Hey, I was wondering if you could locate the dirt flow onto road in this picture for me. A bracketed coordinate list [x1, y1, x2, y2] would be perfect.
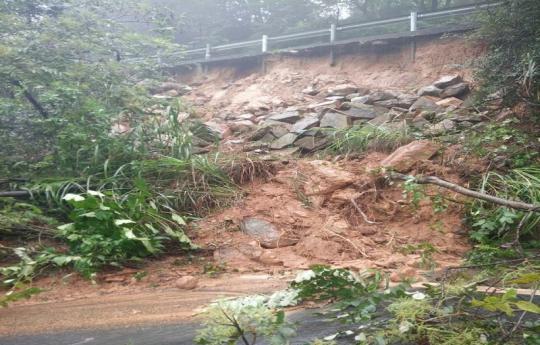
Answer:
[2, 35, 486, 336]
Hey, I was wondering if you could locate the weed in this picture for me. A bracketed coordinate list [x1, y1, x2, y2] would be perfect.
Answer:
[327, 124, 411, 155]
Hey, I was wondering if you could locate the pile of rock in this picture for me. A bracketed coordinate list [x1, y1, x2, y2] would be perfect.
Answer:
[192, 75, 483, 155]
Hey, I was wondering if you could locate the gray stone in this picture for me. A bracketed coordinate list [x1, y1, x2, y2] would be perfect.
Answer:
[417, 85, 443, 97]
[320, 112, 351, 129]
[270, 133, 299, 149]
[302, 85, 319, 96]
[411, 117, 430, 130]
[294, 136, 329, 152]
[441, 83, 470, 98]
[327, 84, 358, 96]
[350, 95, 370, 104]
[397, 94, 419, 108]
[291, 116, 320, 133]
[346, 103, 386, 119]
[346, 93, 360, 100]
[425, 119, 456, 136]
[368, 90, 400, 103]
[230, 120, 255, 134]
[373, 99, 401, 108]
[240, 217, 298, 248]
[409, 96, 442, 113]
[368, 112, 394, 126]
[308, 100, 340, 112]
[267, 110, 301, 124]
[433, 75, 463, 89]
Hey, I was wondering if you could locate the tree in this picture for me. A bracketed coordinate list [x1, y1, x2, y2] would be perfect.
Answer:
[0, 0, 180, 175]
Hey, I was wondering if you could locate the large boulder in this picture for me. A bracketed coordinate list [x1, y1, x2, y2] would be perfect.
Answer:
[433, 75, 462, 89]
[380, 140, 440, 172]
[240, 217, 298, 249]
[320, 112, 351, 129]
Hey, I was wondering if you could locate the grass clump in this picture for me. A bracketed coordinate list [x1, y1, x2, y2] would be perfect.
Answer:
[327, 124, 412, 155]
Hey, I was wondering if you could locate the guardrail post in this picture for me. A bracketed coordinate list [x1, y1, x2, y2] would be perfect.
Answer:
[410, 11, 418, 62]
[410, 11, 418, 32]
[205, 44, 211, 60]
[262, 35, 268, 53]
[204, 44, 211, 74]
[261, 35, 268, 74]
[329, 24, 337, 67]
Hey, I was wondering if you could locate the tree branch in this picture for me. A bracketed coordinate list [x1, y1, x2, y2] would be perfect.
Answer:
[388, 172, 540, 212]
[10, 79, 49, 118]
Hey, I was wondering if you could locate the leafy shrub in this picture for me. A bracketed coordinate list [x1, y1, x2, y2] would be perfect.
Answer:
[58, 185, 194, 277]
[468, 167, 540, 244]
[195, 296, 296, 345]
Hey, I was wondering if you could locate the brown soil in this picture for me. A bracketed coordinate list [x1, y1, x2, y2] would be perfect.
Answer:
[193, 153, 470, 277]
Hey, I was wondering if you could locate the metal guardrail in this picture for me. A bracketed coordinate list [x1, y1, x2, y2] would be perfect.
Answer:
[128, 2, 501, 65]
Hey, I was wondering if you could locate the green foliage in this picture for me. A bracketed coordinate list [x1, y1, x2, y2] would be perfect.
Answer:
[468, 167, 540, 244]
[327, 124, 412, 155]
[0, 286, 42, 308]
[464, 119, 539, 169]
[292, 266, 407, 323]
[195, 296, 296, 345]
[399, 243, 439, 270]
[57, 187, 194, 277]
[472, 288, 540, 316]
[476, 0, 540, 106]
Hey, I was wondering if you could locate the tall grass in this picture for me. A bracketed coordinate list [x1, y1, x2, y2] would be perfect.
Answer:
[327, 124, 412, 155]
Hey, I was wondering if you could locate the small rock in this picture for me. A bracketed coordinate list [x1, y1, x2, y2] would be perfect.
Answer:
[230, 120, 255, 134]
[380, 140, 440, 172]
[320, 112, 351, 129]
[409, 96, 442, 113]
[267, 110, 301, 124]
[441, 82, 470, 98]
[175, 276, 199, 290]
[270, 133, 299, 150]
[425, 119, 456, 136]
[302, 85, 319, 96]
[204, 121, 231, 139]
[368, 112, 394, 126]
[436, 97, 463, 108]
[350, 95, 370, 104]
[294, 136, 329, 152]
[417, 85, 443, 97]
[328, 84, 358, 96]
[368, 90, 399, 103]
[291, 116, 320, 133]
[433, 75, 462, 89]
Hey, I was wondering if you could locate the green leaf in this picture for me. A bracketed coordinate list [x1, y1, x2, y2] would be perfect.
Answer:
[171, 213, 186, 226]
[514, 301, 540, 314]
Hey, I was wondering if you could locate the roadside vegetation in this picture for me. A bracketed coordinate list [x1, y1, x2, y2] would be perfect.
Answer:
[0, 0, 539, 344]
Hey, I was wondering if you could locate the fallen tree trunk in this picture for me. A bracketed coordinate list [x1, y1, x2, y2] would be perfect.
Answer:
[389, 172, 540, 212]
[0, 191, 31, 198]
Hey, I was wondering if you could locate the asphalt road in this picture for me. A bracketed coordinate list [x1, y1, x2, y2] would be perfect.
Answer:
[0, 310, 354, 345]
